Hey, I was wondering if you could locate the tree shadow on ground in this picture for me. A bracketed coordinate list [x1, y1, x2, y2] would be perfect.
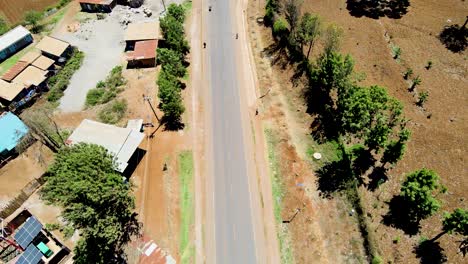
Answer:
[262, 39, 289, 69]
[162, 116, 185, 131]
[346, 0, 410, 19]
[382, 195, 420, 235]
[367, 166, 388, 191]
[439, 24, 468, 53]
[316, 148, 359, 198]
[414, 240, 447, 264]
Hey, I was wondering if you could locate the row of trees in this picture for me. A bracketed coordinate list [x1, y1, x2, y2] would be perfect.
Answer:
[265, 0, 466, 260]
[156, 3, 189, 128]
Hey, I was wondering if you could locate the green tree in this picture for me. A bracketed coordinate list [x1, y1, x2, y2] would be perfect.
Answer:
[160, 13, 189, 55]
[282, 0, 301, 35]
[41, 143, 139, 263]
[157, 69, 185, 123]
[0, 16, 9, 35]
[382, 128, 410, 166]
[264, 0, 279, 26]
[400, 169, 442, 223]
[21, 104, 65, 152]
[157, 48, 187, 78]
[338, 85, 404, 151]
[323, 24, 343, 54]
[431, 208, 468, 241]
[24, 11, 42, 32]
[297, 13, 322, 59]
[273, 17, 288, 37]
[167, 3, 186, 23]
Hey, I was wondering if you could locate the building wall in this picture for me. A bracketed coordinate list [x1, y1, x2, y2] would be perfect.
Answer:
[0, 34, 33, 62]
[79, 1, 116, 13]
[127, 58, 156, 68]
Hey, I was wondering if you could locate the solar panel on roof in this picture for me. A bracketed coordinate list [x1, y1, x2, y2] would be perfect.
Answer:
[16, 244, 43, 264]
[14, 216, 43, 249]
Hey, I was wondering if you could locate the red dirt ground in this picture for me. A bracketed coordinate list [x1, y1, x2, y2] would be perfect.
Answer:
[0, 0, 59, 24]
[249, 0, 467, 263]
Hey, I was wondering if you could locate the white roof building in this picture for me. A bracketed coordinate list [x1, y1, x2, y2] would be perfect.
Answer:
[66, 119, 145, 172]
[0, 26, 31, 52]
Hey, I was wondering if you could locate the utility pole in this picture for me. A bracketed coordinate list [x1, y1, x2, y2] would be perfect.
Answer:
[143, 94, 160, 122]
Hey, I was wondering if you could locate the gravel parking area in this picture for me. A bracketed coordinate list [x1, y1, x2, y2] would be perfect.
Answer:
[55, 0, 182, 112]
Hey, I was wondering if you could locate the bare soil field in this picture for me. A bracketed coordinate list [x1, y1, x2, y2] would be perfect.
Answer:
[0, 0, 59, 23]
[249, 0, 467, 263]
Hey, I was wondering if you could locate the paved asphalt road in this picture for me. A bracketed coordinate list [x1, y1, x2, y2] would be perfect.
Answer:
[207, 0, 258, 263]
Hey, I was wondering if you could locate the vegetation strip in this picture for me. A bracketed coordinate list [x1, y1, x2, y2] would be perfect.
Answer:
[264, 128, 295, 264]
[179, 150, 195, 264]
[47, 48, 84, 102]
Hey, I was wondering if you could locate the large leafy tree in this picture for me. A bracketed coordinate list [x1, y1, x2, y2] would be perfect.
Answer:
[338, 85, 404, 151]
[24, 11, 42, 32]
[431, 208, 468, 242]
[167, 3, 186, 24]
[400, 169, 443, 223]
[282, 0, 301, 36]
[157, 69, 185, 123]
[157, 48, 187, 78]
[296, 13, 322, 59]
[323, 24, 343, 55]
[41, 144, 139, 263]
[160, 15, 189, 55]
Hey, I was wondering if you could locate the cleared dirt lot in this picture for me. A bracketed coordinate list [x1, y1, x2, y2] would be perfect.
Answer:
[249, 0, 467, 263]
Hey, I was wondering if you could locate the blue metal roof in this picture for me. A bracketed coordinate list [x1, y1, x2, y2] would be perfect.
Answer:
[0, 112, 28, 154]
[14, 216, 42, 249]
[16, 244, 43, 264]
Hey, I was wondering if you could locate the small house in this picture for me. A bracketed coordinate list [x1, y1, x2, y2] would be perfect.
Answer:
[0, 80, 28, 110]
[66, 119, 145, 173]
[124, 22, 160, 68]
[0, 26, 33, 62]
[79, 0, 117, 13]
[35, 36, 71, 61]
[0, 112, 28, 157]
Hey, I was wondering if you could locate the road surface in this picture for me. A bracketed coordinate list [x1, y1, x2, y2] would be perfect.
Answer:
[206, 0, 258, 263]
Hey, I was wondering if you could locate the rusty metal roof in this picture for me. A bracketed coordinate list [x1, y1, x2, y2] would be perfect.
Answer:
[1, 61, 29, 82]
[127, 40, 158, 61]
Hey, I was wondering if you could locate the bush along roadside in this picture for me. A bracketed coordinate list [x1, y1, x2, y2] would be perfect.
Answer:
[86, 66, 126, 107]
[156, 3, 189, 130]
[47, 48, 84, 102]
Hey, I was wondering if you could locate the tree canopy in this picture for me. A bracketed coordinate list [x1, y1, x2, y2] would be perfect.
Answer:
[0, 16, 8, 35]
[160, 15, 189, 55]
[442, 208, 468, 236]
[41, 143, 139, 263]
[157, 48, 187, 78]
[296, 13, 322, 58]
[167, 3, 186, 24]
[400, 169, 442, 223]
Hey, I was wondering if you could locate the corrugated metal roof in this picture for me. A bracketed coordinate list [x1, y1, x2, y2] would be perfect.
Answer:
[0, 112, 28, 153]
[0, 26, 31, 52]
[125, 22, 160, 41]
[1, 61, 29, 82]
[19, 50, 41, 64]
[36, 36, 70, 57]
[127, 40, 157, 60]
[12, 66, 47, 87]
[0, 79, 25, 101]
[32, 55, 55, 70]
[66, 119, 144, 172]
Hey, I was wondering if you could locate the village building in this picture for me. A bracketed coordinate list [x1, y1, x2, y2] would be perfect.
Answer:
[12, 66, 48, 89]
[1, 210, 70, 264]
[0, 26, 33, 62]
[78, 0, 117, 13]
[35, 36, 71, 61]
[66, 119, 145, 173]
[0, 80, 28, 110]
[124, 21, 160, 68]
[0, 112, 28, 159]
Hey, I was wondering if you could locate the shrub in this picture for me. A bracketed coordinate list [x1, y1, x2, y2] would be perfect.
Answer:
[85, 88, 104, 106]
[371, 255, 383, 264]
[98, 99, 127, 124]
[273, 18, 288, 37]
[426, 60, 433, 69]
[392, 45, 401, 59]
[417, 91, 429, 106]
[0, 16, 8, 35]
[410, 75, 422, 90]
[45, 223, 61, 231]
[403, 68, 413, 79]
[47, 49, 85, 102]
